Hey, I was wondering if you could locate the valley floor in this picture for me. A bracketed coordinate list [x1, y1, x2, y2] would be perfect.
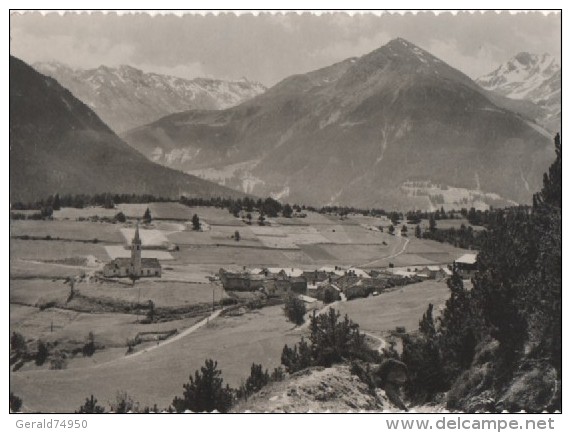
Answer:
[10, 204, 472, 412]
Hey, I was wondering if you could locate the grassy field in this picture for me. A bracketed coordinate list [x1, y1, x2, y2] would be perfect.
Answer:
[10, 220, 122, 243]
[10, 306, 302, 412]
[53, 207, 118, 220]
[83, 280, 228, 308]
[335, 280, 451, 337]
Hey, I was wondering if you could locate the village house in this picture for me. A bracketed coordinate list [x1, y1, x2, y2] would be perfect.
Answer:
[103, 223, 162, 278]
[419, 265, 444, 279]
[454, 253, 478, 279]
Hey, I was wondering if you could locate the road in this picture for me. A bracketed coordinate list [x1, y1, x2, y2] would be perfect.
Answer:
[96, 307, 224, 367]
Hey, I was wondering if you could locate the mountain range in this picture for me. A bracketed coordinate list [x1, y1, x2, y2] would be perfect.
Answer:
[10, 56, 246, 204]
[477, 52, 561, 133]
[33, 62, 267, 133]
[121, 38, 555, 209]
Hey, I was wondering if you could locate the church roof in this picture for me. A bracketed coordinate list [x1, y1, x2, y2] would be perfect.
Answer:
[106, 257, 161, 268]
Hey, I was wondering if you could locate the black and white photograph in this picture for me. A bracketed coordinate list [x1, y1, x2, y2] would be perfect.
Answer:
[8, 8, 562, 417]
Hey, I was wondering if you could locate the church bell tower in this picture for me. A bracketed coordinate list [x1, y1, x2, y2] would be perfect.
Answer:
[130, 221, 142, 277]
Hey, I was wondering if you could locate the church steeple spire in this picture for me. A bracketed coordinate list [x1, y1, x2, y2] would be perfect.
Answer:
[133, 221, 141, 245]
[130, 221, 142, 277]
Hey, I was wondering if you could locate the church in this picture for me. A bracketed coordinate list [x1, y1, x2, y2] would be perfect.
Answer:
[103, 223, 162, 278]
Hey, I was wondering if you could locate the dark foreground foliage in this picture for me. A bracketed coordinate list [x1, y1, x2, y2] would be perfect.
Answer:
[402, 134, 561, 412]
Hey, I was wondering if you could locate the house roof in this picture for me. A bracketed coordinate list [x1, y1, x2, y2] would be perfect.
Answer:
[298, 295, 318, 303]
[267, 267, 304, 277]
[456, 253, 477, 265]
[348, 267, 370, 278]
[426, 266, 442, 271]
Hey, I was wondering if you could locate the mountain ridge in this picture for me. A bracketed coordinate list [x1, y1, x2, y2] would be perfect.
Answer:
[122, 38, 554, 210]
[33, 61, 267, 133]
[10, 55, 246, 203]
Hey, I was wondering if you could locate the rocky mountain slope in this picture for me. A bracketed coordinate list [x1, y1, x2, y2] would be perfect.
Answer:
[10, 56, 246, 203]
[122, 38, 554, 210]
[34, 61, 267, 133]
[477, 53, 561, 132]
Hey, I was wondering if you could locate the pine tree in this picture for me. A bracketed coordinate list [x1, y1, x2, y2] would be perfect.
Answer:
[172, 359, 233, 413]
[142, 207, 152, 223]
[191, 214, 200, 231]
[76, 395, 105, 413]
[283, 291, 306, 325]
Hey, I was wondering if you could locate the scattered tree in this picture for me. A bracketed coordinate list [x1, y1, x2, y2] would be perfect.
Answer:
[10, 332, 27, 356]
[191, 214, 201, 231]
[114, 211, 126, 223]
[283, 291, 306, 325]
[244, 363, 270, 396]
[142, 208, 152, 224]
[146, 300, 155, 322]
[52, 193, 61, 211]
[35, 340, 49, 366]
[77, 395, 105, 414]
[258, 213, 266, 226]
[429, 215, 437, 232]
[172, 359, 233, 413]
[82, 332, 96, 357]
[415, 225, 422, 238]
[234, 230, 241, 242]
[282, 204, 293, 218]
[388, 225, 395, 235]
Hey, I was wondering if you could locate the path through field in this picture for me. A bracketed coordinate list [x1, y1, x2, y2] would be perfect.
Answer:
[98, 308, 224, 367]
[358, 236, 410, 268]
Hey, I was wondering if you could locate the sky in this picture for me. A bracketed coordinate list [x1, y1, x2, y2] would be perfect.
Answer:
[9, 11, 561, 86]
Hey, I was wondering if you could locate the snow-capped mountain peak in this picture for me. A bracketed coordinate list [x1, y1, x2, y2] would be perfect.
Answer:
[476, 52, 560, 101]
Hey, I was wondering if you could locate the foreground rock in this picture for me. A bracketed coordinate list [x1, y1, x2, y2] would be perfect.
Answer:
[233, 365, 402, 413]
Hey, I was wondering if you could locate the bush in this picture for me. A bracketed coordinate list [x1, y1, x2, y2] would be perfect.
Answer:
[283, 292, 306, 325]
